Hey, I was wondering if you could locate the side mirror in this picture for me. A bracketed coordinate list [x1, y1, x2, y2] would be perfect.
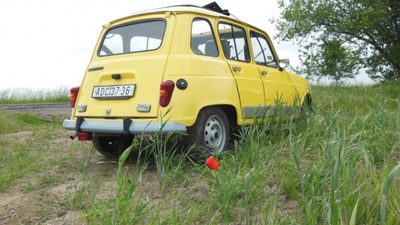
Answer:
[279, 58, 290, 69]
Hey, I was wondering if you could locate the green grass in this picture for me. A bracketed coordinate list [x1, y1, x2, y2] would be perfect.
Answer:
[78, 84, 400, 224]
[1, 84, 399, 224]
[0, 87, 69, 104]
[0, 112, 62, 191]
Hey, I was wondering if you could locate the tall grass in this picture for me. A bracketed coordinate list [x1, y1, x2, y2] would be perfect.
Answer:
[81, 84, 400, 224]
[84, 143, 149, 225]
[0, 87, 69, 104]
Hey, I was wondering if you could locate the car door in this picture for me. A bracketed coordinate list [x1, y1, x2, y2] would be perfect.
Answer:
[217, 22, 265, 119]
[249, 31, 295, 110]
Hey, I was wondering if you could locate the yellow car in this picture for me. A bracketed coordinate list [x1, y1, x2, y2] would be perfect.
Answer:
[63, 2, 311, 157]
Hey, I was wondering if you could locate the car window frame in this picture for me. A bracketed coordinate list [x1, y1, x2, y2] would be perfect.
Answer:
[249, 30, 279, 68]
[190, 17, 219, 57]
[217, 22, 251, 63]
[97, 18, 167, 57]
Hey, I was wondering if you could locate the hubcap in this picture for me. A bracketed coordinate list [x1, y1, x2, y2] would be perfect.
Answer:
[204, 115, 226, 150]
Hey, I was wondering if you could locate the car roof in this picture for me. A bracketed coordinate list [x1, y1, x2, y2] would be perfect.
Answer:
[109, 5, 237, 26]
[107, 4, 268, 38]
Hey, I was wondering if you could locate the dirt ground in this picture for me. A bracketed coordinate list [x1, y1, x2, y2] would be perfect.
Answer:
[0, 105, 113, 224]
[1, 133, 90, 224]
[0, 130, 179, 224]
[0, 106, 213, 225]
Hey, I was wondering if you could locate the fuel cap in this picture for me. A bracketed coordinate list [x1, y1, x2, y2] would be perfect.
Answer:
[176, 79, 188, 90]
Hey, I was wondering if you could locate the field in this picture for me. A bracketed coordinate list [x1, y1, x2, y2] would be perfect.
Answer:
[0, 87, 69, 104]
[0, 85, 399, 224]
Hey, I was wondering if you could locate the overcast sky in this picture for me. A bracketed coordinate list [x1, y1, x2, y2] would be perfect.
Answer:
[0, 0, 373, 90]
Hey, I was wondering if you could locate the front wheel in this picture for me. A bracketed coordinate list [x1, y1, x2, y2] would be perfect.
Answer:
[300, 95, 313, 118]
[186, 108, 231, 161]
[92, 135, 134, 158]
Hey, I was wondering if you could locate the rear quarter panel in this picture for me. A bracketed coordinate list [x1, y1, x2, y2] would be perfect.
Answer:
[161, 13, 242, 127]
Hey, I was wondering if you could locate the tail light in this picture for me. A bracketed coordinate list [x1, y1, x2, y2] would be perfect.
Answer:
[77, 132, 92, 141]
[70, 86, 80, 107]
[160, 80, 175, 107]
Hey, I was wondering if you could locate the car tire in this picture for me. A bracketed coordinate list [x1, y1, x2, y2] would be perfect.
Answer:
[300, 95, 313, 117]
[186, 107, 231, 162]
[92, 135, 134, 158]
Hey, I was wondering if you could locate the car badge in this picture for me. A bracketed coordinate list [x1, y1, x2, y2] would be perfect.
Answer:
[105, 108, 112, 116]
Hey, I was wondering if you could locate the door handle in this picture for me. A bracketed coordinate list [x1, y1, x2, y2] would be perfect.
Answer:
[232, 66, 242, 72]
[260, 71, 268, 76]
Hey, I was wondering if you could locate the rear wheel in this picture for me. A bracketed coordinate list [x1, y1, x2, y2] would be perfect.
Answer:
[186, 108, 231, 161]
[92, 134, 134, 158]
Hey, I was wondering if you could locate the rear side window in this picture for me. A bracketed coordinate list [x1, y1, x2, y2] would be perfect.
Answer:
[250, 32, 278, 67]
[99, 20, 166, 56]
[218, 23, 250, 62]
[191, 18, 218, 57]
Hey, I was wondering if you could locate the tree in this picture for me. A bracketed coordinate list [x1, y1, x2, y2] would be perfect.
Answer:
[275, 0, 400, 82]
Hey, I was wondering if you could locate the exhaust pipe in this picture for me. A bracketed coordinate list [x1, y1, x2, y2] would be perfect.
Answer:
[70, 132, 77, 140]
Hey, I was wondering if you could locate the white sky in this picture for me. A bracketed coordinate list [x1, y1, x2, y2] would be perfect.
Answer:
[0, 0, 373, 90]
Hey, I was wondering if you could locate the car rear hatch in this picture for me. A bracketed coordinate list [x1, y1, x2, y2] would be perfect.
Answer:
[75, 18, 171, 119]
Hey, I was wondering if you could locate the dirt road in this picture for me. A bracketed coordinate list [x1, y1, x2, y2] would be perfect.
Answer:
[0, 102, 71, 114]
[0, 102, 71, 119]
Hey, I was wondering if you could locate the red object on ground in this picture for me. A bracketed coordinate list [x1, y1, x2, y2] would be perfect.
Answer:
[205, 155, 219, 170]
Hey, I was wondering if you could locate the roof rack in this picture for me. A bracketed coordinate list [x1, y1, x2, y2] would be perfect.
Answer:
[202, 2, 230, 16]
[139, 2, 231, 17]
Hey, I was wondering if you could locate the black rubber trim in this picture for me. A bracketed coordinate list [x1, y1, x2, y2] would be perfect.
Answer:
[88, 66, 104, 72]
[75, 117, 85, 132]
[123, 118, 132, 134]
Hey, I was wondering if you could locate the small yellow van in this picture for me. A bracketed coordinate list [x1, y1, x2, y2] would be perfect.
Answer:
[63, 2, 311, 157]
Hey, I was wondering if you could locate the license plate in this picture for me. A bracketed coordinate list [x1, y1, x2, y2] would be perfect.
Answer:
[92, 84, 135, 99]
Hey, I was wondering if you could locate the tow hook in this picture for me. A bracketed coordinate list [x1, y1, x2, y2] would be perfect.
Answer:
[70, 132, 77, 140]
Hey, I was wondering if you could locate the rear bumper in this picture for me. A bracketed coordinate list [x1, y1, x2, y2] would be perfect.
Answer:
[63, 118, 187, 134]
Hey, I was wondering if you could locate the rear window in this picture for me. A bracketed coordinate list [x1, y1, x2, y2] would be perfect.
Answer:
[98, 20, 166, 56]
